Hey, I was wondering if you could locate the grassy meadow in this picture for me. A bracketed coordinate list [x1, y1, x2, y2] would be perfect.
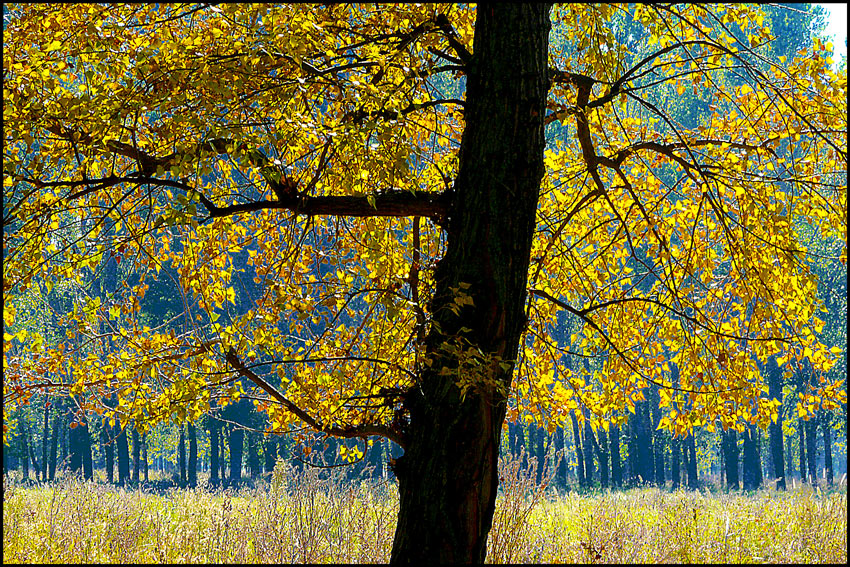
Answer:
[3, 460, 846, 564]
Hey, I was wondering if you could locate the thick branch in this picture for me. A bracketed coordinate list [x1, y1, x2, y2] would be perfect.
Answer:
[197, 187, 451, 224]
[225, 349, 407, 448]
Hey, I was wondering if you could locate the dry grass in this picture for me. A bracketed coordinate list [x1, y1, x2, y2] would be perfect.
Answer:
[3, 457, 846, 564]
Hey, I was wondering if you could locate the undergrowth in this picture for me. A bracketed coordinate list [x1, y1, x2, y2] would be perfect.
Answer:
[3, 457, 846, 564]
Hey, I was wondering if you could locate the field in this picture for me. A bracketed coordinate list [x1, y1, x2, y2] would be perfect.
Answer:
[3, 461, 846, 564]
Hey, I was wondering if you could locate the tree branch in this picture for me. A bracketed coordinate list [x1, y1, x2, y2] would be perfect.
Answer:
[225, 348, 408, 448]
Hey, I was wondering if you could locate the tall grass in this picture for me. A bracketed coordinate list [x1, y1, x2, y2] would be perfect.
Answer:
[3, 457, 846, 563]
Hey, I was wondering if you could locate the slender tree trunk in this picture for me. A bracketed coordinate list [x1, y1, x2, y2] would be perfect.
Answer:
[583, 419, 595, 486]
[571, 413, 586, 488]
[798, 418, 807, 482]
[610, 424, 622, 488]
[21, 428, 30, 480]
[247, 430, 260, 479]
[132, 428, 140, 482]
[723, 429, 739, 490]
[116, 423, 130, 486]
[42, 401, 50, 482]
[685, 433, 698, 489]
[142, 433, 148, 482]
[81, 419, 93, 481]
[390, 6, 549, 562]
[650, 386, 665, 486]
[554, 426, 567, 488]
[671, 436, 681, 489]
[766, 355, 786, 490]
[265, 436, 278, 477]
[742, 424, 760, 490]
[805, 418, 817, 483]
[209, 418, 220, 484]
[229, 425, 243, 483]
[49, 412, 60, 481]
[188, 423, 198, 487]
[179, 424, 187, 485]
[821, 412, 833, 485]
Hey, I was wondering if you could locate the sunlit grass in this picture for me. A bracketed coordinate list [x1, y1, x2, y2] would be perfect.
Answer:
[3, 460, 846, 564]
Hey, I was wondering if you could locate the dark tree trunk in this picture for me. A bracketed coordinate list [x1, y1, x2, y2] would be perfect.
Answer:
[42, 401, 50, 482]
[582, 419, 595, 486]
[49, 411, 60, 481]
[597, 427, 609, 489]
[821, 412, 833, 485]
[69, 421, 82, 474]
[81, 420, 93, 481]
[142, 433, 148, 482]
[685, 433, 698, 489]
[534, 426, 546, 485]
[101, 425, 114, 484]
[742, 424, 761, 490]
[627, 415, 638, 484]
[209, 418, 220, 484]
[508, 422, 522, 461]
[671, 436, 681, 489]
[805, 417, 817, 483]
[132, 428, 141, 482]
[554, 426, 567, 487]
[797, 418, 807, 482]
[390, 6, 549, 562]
[21, 428, 30, 480]
[229, 425, 244, 483]
[610, 424, 622, 488]
[570, 413, 586, 487]
[116, 423, 130, 486]
[650, 386, 665, 486]
[188, 422, 198, 487]
[265, 436, 278, 477]
[179, 424, 187, 485]
[247, 430, 260, 479]
[722, 429, 739, 490]
[634, 399, 654, 484]
[766, 355, 786, 489]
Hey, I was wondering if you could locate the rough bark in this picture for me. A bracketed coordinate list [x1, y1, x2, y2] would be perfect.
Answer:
[389, 5, 549, 563]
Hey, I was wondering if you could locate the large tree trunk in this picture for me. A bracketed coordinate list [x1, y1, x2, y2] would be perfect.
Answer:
[390, 5, 549, 563]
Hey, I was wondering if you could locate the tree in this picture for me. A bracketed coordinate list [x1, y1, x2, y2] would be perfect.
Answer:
[3, 4, 846, 563]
